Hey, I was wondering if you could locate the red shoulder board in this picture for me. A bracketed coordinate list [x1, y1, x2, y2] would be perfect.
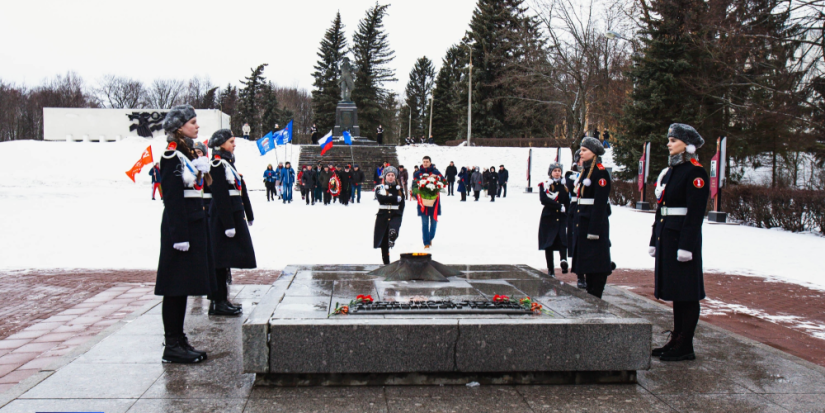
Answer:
[214, 154, 221, 160]
[690, 158, 702, 167]
[166, 142, 177, 151]
[597, 163, 605, 170]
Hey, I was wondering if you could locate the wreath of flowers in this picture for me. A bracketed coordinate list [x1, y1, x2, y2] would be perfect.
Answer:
[411, 173, 446, 200]
[328, 174, 341, 196]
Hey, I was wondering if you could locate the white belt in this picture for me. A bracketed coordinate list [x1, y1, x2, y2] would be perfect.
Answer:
[183, 189, 203, 198]
[202, 193, 212, 199]
[578, 198, 594, 205]
[228, 189, 242, 196]
[660, 207, 687, 216]
[570, 196, 578, 202]
[379, 205, 399, 210]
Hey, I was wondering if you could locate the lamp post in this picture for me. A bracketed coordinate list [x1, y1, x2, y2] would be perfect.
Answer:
[461, 43, 473, 146]
[408, 106, 412, 140]
[428, 95, 434, 140]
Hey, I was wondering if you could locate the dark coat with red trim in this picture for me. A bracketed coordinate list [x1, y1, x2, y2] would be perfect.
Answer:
[373, 183, 406, 248]
[209, 155, 257, 269]
[155, 147, 217, 297]
[538, 179, 569, 250]
[650, 159, 709, 301]
[564, 171, 579, 262]
[570, 163, 612, 275]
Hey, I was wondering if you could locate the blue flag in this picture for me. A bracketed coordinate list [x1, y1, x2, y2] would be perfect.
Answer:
[343, 130, 353, 145]
[257, 132, 274, 155]
[274, 120, 293, 145]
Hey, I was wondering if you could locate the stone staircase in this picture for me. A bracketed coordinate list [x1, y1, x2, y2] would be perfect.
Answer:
[297, 144, 400, 187]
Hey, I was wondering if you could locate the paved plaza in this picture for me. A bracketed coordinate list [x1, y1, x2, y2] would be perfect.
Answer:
[0, 271, 821, 412]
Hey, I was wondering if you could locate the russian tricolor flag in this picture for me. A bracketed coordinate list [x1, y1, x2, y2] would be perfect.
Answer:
[318, 130, 334, 155]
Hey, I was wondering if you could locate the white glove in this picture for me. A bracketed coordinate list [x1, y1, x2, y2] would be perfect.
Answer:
[677, 249, 693, 262]
[560, 205, 566, 213]
[587, 234, 599, 240]
[548, 191, 558, 199]
[173, 242, 190, 252]
[649, 246, 656, 257]
[247, 221, 253, 227]
[192, 157, 211, 173]
[397, 196, 402, 203]
[225, 228, 236, 238]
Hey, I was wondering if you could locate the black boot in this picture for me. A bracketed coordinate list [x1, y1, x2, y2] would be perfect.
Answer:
[180, 334, 207, 360]
[209, 300, 242, 316]
[560, 260, 569, 274]
[659, 333, 696, 361]
[162, 335, 203, 364]
[388, 229, 398, 248]
[576, 274, 587, 289]
[651, 330, 679, 357]
[382, 254, 390, 265]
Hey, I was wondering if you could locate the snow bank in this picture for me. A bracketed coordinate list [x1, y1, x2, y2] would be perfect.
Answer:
[1, 140, 823, 292]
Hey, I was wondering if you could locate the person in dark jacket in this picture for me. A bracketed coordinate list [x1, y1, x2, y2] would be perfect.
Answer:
[649, 123, 710, 362]
[310, 124, 318, 144]
[486, 166, 498, 202]
[156, 104, 213, 364]
[470, 167, 483, 201]
[376, 125, 384, 145]
[565, 149, 586, 289]
[412, 157, 443, 249]
[149, 163, 162, 200]
[537, 163, 570, 277]
[351, 165, 365, 203]
[571, 137, 612, 299]
[457, 167, 468, 202]
[497, 165, 509, 197]
[313, 164, 324, 204]
[374, 166, 405, 264]
[319, 166, 333, 205]
[445, 162, 458, 196]
[301, 165, 317, 205]
[208, 129, 256, 317]
[263, 165, 277, 202]
[339, 164, 353, 206]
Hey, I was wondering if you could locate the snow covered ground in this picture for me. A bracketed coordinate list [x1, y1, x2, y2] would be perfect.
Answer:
[1, 138, 823, 292]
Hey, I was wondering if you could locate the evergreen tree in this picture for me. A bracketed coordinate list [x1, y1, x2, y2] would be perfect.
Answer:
[311, 12, 348, 135]
[219, 84, 240, 132]
[238, 64, 268, 138]
[380, 92, 400, 144]
[352, 3, 396, 138]
[260, 82, 281, 134]
[403, 56, 435, 139]
[432, 45, 466, 144]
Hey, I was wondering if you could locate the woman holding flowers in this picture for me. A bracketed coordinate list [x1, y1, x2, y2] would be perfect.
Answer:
[412, 156, 444, 249]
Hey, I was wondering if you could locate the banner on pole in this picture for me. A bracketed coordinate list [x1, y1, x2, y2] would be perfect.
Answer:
[125, 146, 154, 182]
[257, 132, 274, 155]
[710, 137, 723, 199]
[343, 130, 353, 145]
[637, 142, 650, 192]
[274, 120, 293, 146]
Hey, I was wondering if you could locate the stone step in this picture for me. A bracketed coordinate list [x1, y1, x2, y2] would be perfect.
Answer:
[297, 145, 400, 187]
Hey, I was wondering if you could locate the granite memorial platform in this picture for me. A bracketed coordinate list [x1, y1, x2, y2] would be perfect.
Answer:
[243, 264, 651, 386]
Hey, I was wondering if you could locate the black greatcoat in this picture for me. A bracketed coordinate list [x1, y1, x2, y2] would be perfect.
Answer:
[155, 149, 216, 297]
[538, 180, 570, 250]
[564, 171, 579, 260]
[209, 157, 257, 269]
[486, 172, 498, 193]
[650, 159, 709, 301]
[571, 163, 612, 275]
[373, 184, 405, 248]
[339, 169, 353, 200]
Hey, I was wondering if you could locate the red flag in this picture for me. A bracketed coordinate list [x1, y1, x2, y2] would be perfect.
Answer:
[126, 146, 154, 182]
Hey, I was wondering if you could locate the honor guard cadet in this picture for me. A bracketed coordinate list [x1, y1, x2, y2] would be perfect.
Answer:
[571, 137, 613, 299]
[537, 163, 570, 277]
[374, 166, 405, 264]
[565, 149, 586, 289]
[649, 123, 710, 362]
[208, 129, 256, 317]
[155, 105, 214, 364]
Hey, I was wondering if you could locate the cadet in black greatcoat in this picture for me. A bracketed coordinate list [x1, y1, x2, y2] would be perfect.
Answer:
[374, 166, 405, 264]
[571, 137, 612, 298]
[207, 129, 256, 316]
[649, 123, 710, 362]
[565, 150, 586, 289]
[537, 163, 570, 277]
[155, 105, 214, 364]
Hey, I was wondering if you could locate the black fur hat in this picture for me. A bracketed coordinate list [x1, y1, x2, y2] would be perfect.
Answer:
[208, 129, 233, 149]
[163, 105, 196, 134]
[580, 136, 605, 156]
[667, 123, 704, 154]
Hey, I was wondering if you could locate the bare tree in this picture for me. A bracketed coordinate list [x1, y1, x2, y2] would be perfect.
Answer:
[95, 75, 146, 108]
[146, 79, 184, 109]
[184, 76, 218, 109]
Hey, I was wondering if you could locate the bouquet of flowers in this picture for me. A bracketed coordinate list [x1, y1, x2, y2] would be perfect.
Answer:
[412, 173, 446, 201]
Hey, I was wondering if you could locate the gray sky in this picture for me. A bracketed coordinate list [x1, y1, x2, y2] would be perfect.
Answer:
[0, 0, 478, 96]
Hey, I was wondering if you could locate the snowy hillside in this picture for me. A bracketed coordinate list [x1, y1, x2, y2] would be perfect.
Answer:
[1, 139, 823, 291]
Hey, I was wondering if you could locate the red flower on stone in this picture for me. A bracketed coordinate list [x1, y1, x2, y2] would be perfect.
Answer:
[493, 295, 510, 303]
[356, 295, 374, 304]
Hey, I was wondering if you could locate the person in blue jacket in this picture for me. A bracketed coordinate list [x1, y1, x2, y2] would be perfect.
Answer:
[281, 162, 296, 203]
[457, 167, 468, 202]
[412, 156, 443, 249]
[263, 165, 277, 202]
